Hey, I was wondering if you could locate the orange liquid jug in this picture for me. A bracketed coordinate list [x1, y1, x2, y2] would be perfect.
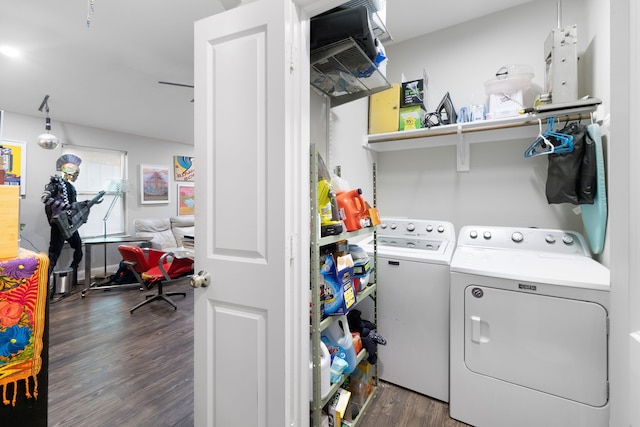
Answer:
[336, 188, 369, 232]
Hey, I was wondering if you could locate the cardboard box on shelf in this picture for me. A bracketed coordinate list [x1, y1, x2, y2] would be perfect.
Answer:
[399, 105, 425, 131]
[327, 388, 351, 427]
[401, 79, 424, 107]
[487, 90, 524, 119]
[352, 258, 370, 277]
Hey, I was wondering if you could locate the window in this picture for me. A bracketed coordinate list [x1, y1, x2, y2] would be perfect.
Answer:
[61, 145, 126, 238]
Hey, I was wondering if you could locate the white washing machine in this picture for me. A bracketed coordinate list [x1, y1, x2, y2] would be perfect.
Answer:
[449, 225, 610, 427]
[359, 218, 455, 402]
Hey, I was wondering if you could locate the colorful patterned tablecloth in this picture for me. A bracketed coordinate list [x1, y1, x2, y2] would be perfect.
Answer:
[0, 249, 48, 406]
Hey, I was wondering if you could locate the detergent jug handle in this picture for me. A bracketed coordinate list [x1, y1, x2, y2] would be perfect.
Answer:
[355, 188, 365, 212]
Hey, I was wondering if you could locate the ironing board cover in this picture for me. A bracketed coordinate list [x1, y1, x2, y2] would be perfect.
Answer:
[0, 249, 48, 406]
[580, 123, 607, 255]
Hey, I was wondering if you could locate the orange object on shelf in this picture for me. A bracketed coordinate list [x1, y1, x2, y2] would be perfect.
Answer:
[0, 185, 20, 260]
[367, 204, 381, 226]
[336, 188, 369, 232]
[352, 332, 362, 354]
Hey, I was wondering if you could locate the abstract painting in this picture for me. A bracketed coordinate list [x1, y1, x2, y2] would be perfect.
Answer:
[140, 164, 170, 204]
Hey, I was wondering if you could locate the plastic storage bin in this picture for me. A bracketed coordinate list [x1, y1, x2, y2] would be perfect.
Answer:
[484, 64, 534, 119]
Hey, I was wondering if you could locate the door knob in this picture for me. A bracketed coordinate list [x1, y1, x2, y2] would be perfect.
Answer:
[190, 270, 211, 288]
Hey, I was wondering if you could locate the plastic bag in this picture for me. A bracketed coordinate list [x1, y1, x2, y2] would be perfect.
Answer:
[330, 172, 350, 194]
[545, 122, 597, 205]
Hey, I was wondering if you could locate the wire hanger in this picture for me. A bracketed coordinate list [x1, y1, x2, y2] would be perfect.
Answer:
[524, 119, 555, 157]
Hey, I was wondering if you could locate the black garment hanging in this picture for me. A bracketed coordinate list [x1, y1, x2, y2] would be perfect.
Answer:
[545, 121, 597, 205]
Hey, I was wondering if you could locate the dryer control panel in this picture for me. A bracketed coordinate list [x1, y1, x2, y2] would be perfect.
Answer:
[457, 225, 590, 257]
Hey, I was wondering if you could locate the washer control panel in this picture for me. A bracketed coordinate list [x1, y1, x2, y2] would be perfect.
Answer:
[457, 225, 590, 256]
[378, 218, 456, 242]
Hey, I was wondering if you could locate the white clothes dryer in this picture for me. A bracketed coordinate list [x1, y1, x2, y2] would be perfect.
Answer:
[359, 218, 455, 402]
[449, 225, 610, 427]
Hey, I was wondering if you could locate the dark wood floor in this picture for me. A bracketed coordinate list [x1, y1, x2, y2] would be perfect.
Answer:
[48, 280, 470, 427]
[48, 278, 195, 427]
[357, 382, 472, 427]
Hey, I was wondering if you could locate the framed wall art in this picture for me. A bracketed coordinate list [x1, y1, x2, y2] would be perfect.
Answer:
[140, 164, 170, 204]
[1, 139, 27, 196]
[174, 155, 194, 182]
[177, 182, 195, 216]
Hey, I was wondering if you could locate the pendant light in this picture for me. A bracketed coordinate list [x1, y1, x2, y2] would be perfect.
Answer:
[37, 95, 59, 149]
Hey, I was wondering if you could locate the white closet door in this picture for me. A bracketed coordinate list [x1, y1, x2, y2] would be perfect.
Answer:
[193, 1, 307, 425]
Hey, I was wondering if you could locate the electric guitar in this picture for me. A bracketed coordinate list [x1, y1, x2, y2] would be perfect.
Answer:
[52, 191, 106, 239]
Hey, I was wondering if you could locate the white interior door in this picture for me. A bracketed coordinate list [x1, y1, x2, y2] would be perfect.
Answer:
[193, 1, 308, 425]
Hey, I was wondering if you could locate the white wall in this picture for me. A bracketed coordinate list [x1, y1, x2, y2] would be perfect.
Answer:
[330, 0, 610, 248]
[3, 111, 194, 277]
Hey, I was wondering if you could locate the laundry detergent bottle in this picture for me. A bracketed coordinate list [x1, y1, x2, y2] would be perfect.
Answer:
[309, 340, 331, 401]
[336, 188, 370, 232]
[321, 315, 358, 374]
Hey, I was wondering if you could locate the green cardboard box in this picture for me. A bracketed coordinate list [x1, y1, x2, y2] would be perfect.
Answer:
[399, 106, 425, 131]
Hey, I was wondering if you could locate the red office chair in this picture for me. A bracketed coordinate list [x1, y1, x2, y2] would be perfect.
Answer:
[117, 245, 194, 313]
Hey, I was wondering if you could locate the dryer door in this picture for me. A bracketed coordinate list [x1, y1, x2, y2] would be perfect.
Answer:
[464, 285, 608, 406]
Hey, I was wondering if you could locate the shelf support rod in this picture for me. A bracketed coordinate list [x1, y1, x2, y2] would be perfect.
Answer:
[456, 123, 470, 172]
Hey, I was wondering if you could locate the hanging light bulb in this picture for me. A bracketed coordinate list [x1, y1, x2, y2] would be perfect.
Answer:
[37, 95, 59, 149]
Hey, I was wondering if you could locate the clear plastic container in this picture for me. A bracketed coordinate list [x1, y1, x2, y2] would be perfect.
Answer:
[484, 64, 534, 94]
[322, 315, 358, 374]
[309, 340, 331, 401]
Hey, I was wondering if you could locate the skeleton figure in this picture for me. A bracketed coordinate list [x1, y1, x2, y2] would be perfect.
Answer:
[41, 154, 83, 295]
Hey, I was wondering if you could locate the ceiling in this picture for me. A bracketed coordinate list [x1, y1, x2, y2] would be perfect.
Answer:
[0, 0, 532, 145]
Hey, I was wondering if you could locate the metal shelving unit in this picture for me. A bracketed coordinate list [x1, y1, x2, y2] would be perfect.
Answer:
[310, 144, 378, 426]
[309, 3, 387, 421]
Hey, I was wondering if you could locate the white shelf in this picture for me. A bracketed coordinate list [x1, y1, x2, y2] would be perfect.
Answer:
[318, 226, 375, 247]
[365, 103, 600, 171]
